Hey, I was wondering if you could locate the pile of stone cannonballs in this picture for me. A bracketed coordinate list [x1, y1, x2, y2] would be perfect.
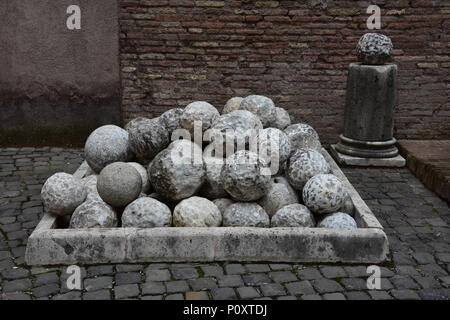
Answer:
[41, 95, 357, 231]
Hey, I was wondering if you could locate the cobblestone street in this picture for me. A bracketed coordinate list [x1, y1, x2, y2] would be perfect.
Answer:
[0, 148, 449, 300]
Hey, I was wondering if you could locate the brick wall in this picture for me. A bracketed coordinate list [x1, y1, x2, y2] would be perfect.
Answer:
[119, 0, 450, 143]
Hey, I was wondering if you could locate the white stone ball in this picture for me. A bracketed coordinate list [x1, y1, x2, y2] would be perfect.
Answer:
[122, 197, 172, 228]
[81, 175, 98, 196]
[318, 212, 357, 230]
[287, 149, 331, 191]
[258, 177, 299, 217]
[258, 128, 292, 173]
[201, 156, 227, 199]
[173, 197, 222, 227]
[180, 101, 220, 133]
[223, 202, 270, 228]
[271, 107, 291, 130]
[272, 204, 315, 228]
[159, 108, 184, 136]
[284, 123, 321, 151]
[222, 97, 244, 114]
[69, 198, 118, 228]
[128, 162, 151, 194]
[213, 198, 235, 215]
[240, 95, 277, 127]
[303, 174, 347, 215]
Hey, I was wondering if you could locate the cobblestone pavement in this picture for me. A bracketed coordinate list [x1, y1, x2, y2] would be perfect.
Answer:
[0, 148, 449, 300]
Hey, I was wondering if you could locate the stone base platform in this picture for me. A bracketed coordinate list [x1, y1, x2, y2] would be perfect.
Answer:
[330, 145, 406, 168]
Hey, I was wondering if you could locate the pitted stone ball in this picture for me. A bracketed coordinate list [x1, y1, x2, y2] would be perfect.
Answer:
[240, 95, 277, 128]
[221, 150, 271, 202]
[340, 192, 355, 216]
[258, 177, 299, 217]
[180, 101, 220, 134]
[318, 212, 357, 230]
[128, 162, 151, 194]
[356, 33, 394, 65]
[287, 149, 331, 191]
[69, 198, 118, 229]
[125, 117, 148, 131]
[284, 123, 322, 151]
[303, 174, 347, 215]
[213, 198, 235, 215]
[258, 128, 292, 173]
[201, 156, 227, 199]
[159, 108, 184, 136]
[84, 125, 134, 173]
[97, 162, 142, 208]
[173, 197, 222, 227]
[271, 107, 292, 130]
[271, 204, 315, 228]
[41, 173, 87, 216]
[122, 197, 172, 228]
[81, 175, 98, 196]
[127, 118, 170, 164]
[148, 140, 205, 201]
[222, 97, 244, 114]
[223, 202, 270, 228]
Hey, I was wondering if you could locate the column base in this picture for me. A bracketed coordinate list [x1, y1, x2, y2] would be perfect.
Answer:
[330, 145, 405, 168]
[334, 135, 399, 158]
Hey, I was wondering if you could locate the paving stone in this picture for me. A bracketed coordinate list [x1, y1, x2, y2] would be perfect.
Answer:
[236, 287, 261, 299]
[1, 267, 29, 280]
[114, 284, 140, 299]
[396, 265, 421, 277]
[87, 265, 114, 277]
[285, 281, 315, 296]
[34, 272, 58, 286]
[115, 264, 143, 272]
[188, 278, 217, 291]
[268, 271, 297, 283]
[166, 280, 189, 293]
[52, 291, 82, 300]
[32, 283, 59, 298]
[413, 252, 436, 264]
[390, 289, 421, 300]
[141, 295, 163, 300]
[269, 264, 292, 271]
[391, 275, 421, 290]
[218, 275, 244, 287]
[3, 278, 32, 293]
[146, 269, 171, 282]
[83, 289, 111, 300]
[319, 266, 347, 279]
[84, 276, 113, 292]
[297, 268, 322, 280]
[1, 292, 32, 300]
[418, 264, 448, 277]
[345, 291, 371, 300]
[142, 281, 165, 295]
[166, 293, 184, 300]
[323, 293, 346, 300]
[260, 283, 286, 297]
[413, 276, 442, 289]
[172, 267, 199, 280]
[439, 276, 450, 287]
[211, 287, 237, 300]
[146, 263, 169, 270]
[242, 273, 271, 286]
[186, 291, 209, 300]
[343, 266, 370, 278]
[368, 290, 393, 300]
[115, 272, 142, 285]
[340, 278, 369, 291]
[225, 264, 246, 275]
[201, 266, 224, 277]
[418, 288, 450, 300]
[311, 279, 344, 294]
[245, 264, 271, 273]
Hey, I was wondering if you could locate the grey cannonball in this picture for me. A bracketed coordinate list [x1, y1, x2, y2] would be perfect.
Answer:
[173, 197, 222, 227]
[221, 150, 271, 201]
[84, 125, 133, 173]
[284, 123, 321, 151]
[122, 197, 172, 228]
[303, 174, 347, 215]
[180, 101, 220, 133]
[258, 177, 299, 217]
[201, 156, 227, 199]
[149, 140, 205, 201]
[222, 97, 244, 114]
[213, 198, 235, 215]
[97, 162, 142, 208]
[271, 107, 291, 130]
[340, 193, 355, 216]
[41, 173, 87, 216]
[127, 118, 170, 164]
[223, 202, 270, 228]
[272, 204, 315, 228]
[69, 198, 118, 228]
[159, 108, 184, 136]
[258, 128, 292, 173]
[240, 95, 277, 127]
[356, 33, 393, 65]
[128, 162, 151, 194]
[125, 117, 148, 131]
[287, 149, 331, 191]
[81, 175, 98, 196]
[318, 212, 357, 230]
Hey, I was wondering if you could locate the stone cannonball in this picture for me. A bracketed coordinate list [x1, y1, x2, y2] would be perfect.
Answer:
[239, 95, 277, 128]
[159, 108, 184, 136]
[318, 212, 357, 230]
[340, 192, 355, 216]
[271, 204, 315, 228]
[84, 125, 134, 173]
[69, 198, 118, 229]
[41, 173, 87, 216]
[128, 162, 151, 194]
[173, 197, 222, 227]
[258, 128, 292, 172]
[148, 140, 205, 201]
[125, 117, 148, 131]
[213, 198, 235, 215]
[303, 174, 347, 215]
[284, 123, 321, 151]
[81, 175, 98, 196]
[286, 149, 331, 191]
[222, 97, 244, 114]
[221, 150, 271, 202]
[356, 33, 394, 65]
[97, 162, 142, 208]
[271, 107, 292, 130]
[180, 101, 220, 134]
[223, 202, 270, 228]
[122, 197, 172, 228]
[258, 177, 299, 217]
[127, 118, 170, 164]
[201, 156, 227, 199]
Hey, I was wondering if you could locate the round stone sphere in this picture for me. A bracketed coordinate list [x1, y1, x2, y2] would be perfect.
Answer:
[127, 118, 170, 164]
[357, 33, 393, 65]
[221, 150, 271, 201]
[318, 212, 357, 230]
[222, 97, 244, 114]
[97, 162, 142, 208]
[213, 198, 235, 215]
[258, 177, 298, 217]
[41, 173, 87, 216]
[341, 193, 355, 216]
[173, 197, 222, 227]
[287, 149, 331, 191]
[159, 108, 184, 136]
[69, 198, 118, 229]
[271, 107, 291, 130]
[122, 197, 172, 228]
[240, 95, 277, 128]
[284, 123, 321, 151]
[303, 174, 347, 215]
[272, 204, 315, 228]
[81, 175, 98, 196]
[125, 117, 148, 131]
[201, 156, 227, 199]
[128, 162, 151, 194]
[258, 128, 292, 172]
[223, 202, 270, 228]
[85, 125, 133, 173]
[148, 140, 205, 201]
[180, 101, 220, 133]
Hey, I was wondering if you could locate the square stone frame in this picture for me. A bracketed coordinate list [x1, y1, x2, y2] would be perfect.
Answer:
[25, 149, 389, 266]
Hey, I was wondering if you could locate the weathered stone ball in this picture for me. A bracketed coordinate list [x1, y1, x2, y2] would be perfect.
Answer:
[258, 177, 299, 217]
[222, 97, 244, 114]
[85, 125, 133, 173]
[41, 173, 87, 216]
[303, 174, 347, 215]
[240, 95, 277, 127]
[221, 150, 271, 201]
[159, 108, 184, 136]
[173, 197, 222, 227]
[318, 212, 357, 230]
[284, 123, 321, 151]
[271, 107, 291, 130]
[69, 198, 118, 228]
[122, 197, 172, 228]
[81, 175, 98, 196]
[287, 149, 331, 191]
[213, 198, 235, 215]
[149, 140, 205, 201]
[340, 192, 355, 216]
[97, 162, 142, 208]
[357, 33, 393, 65]
[223, 202, 270, 228]
[271, 204, 315, 228]
[125, 117, 148, 131]
[128, 162, 151, 194]
[258, 128, 292, 172]
[127, 118, 170, 164]
[201, 156, 227, 199]
[180, 101, 220, 133]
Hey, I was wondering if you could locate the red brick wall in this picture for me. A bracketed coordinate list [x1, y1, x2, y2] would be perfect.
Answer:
[119, 0, 450, 143]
